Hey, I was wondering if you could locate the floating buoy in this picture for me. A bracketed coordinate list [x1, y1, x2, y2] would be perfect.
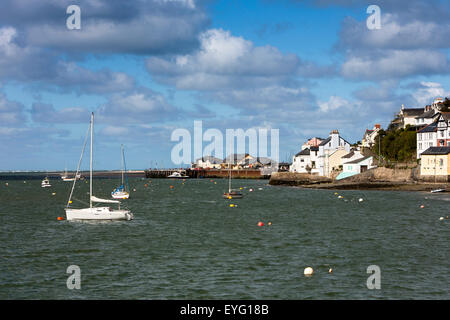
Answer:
[169, 185, 174, 189]
[229, 204, 235, 208]
[257, 221, 264, 227]
[5, 183, 8, 186]
[133, 188, 136, 192]
[228, 196, 232, 199]
[268, 222, 272, 226]
[23, 181, 26, 184]
[144, 184, 148, 187]
[52, 192, 56, 196]
[214, 182, 217, 184]
[249, 188, 253, 192]
[240, 187, 243, 190]
[338, 195, 343, 199]
[420, 205, 425, 208]
[359, 198, 363, 202]
[304, 267, 314, 276]
[328, 268, 333, 273]
[69, 200, 72, 204]
[439, 217, 444, 221]
[334, 192, 338, 195]
[57, 217, 64, 221]
[258, 188, 263, 190]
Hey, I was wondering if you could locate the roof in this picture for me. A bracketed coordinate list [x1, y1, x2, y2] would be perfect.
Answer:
[421, 146, 450, 155]
[341, 151, 355, 159]
[416, 109, 437, 119]
[295, 149, 310, 157]
[418, 122, 437, 133]
[402, 108, 423, 117]
[197, 156, 223, 164]
[345, 155, 372, 164]
[438, 112, 450, 121]
[318, 137, 331, 146]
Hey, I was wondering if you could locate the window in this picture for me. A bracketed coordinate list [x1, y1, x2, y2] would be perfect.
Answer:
[439, 159, 444, 166]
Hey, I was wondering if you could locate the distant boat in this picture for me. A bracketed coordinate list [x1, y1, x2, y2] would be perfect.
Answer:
[168, 171, 188, 179]
[431, 189, 446, 193]
[41, 177, 51, 188]
[65, 113, 133, 221]
[111, 144, 130, 200]
[222, 162, 243, 199]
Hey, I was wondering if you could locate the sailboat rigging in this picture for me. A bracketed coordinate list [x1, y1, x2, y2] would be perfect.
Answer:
[64, 113, 133, 221]
[112, 144, 130, 199]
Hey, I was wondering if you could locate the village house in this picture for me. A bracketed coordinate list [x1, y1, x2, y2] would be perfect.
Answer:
[417, 122, 438, 159]
[290, 130, 351, 177]
[415, 97, 444, 128]
[361, 124, 381, 148]
[290, 146, 319, 174]
[317, 130, 351, 177]
[420, 146, 450, 181]
[337, 156, 376, 180]
[192, 156, 223, 169]
[436, 112, 450, 147]
[391, 104, 424, 129]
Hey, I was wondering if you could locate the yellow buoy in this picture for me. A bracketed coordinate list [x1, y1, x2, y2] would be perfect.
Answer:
[69, 200, 72, 204]
[229, 204, 235, 207]
[52, 193, 56, 196]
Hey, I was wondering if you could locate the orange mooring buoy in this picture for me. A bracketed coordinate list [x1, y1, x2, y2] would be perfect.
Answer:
[57, 217, 64, 221]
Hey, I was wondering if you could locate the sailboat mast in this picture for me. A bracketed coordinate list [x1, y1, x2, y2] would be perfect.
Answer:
[90, 112, 94, 209]
[228, 161, 231, 193]
[121, 144, 124, 185]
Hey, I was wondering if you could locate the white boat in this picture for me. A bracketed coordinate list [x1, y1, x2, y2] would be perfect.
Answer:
[168, 171, 188, 179]
[112, 144, 130, 199]
[41, 177, 51, 188]
[431, 189, 446, 193]
[222, 160, 243, 199]
[64, 113, 133, 221]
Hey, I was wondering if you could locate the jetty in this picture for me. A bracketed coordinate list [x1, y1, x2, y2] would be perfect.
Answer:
[145, 168, 269, 179]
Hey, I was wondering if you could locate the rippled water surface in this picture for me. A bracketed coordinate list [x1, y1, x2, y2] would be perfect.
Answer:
[0, 177, 449, 299]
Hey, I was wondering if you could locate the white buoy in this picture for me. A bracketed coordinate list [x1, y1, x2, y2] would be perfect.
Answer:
[439, 217, 444, 221]
[359, 198, 363, 202]
[304, 267, 314, 276]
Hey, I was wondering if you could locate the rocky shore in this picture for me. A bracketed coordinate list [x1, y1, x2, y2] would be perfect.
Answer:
[269, 168, 449, 192]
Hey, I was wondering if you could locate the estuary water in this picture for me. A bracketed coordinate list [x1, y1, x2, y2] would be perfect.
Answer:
[0, 177, 449, 299]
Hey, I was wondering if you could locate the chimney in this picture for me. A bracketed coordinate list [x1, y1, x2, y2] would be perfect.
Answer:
[374, 124, 380, 129]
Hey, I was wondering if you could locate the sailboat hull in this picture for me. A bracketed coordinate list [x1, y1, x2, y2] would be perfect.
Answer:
[65, 207, 133, 221]
[111, 191, 130, 199]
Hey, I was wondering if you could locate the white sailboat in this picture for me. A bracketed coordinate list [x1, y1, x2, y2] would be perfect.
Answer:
[65, 112, 133, 221]
[111, 144, 130, 199]
[61, 167, 75, 181]
[222, 160, 243, 199]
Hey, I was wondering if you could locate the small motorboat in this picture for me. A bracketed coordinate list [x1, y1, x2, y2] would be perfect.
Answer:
[41, 177, 51, 188]
[167, 171, 188, 179]
[431, 189, 446, 193]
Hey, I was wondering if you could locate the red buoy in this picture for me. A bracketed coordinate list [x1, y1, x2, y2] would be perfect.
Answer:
[257, 221, 264, 227]
[57, 217, 64, 221]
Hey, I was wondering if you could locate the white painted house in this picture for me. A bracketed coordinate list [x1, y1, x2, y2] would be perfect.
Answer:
[336, 156, 376, 180]
[417, 122, 438, 159]
[317, 130, 351, 176]
[290, 146, 319, 173]
[192, 156, 223, 169]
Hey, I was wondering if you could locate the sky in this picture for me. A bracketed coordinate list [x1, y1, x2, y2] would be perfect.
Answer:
[1, 0, 450, 171]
